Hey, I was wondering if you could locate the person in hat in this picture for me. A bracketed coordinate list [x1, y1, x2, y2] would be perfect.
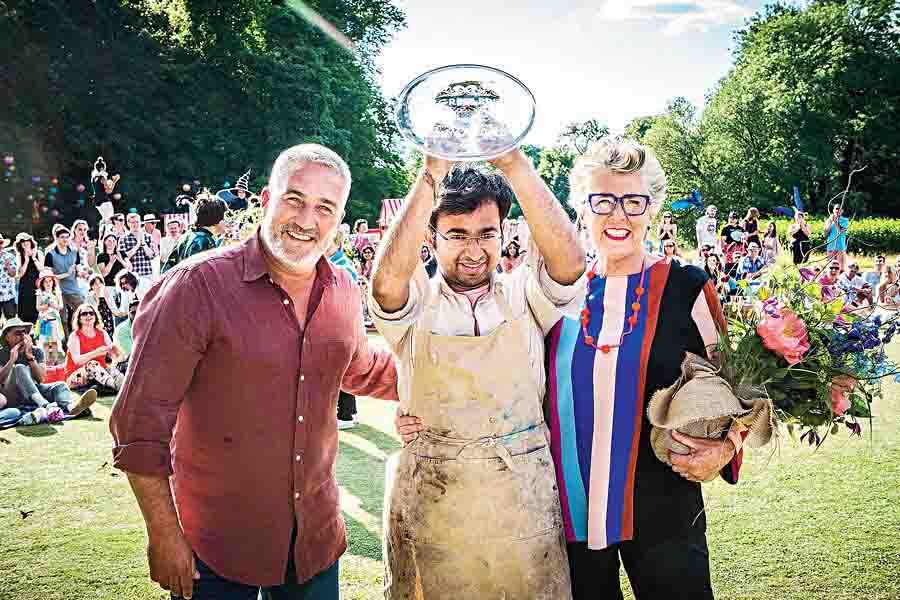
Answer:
[120, 213, 158, 297]
[229, 169, 255, 210]
[14, 233, 41, 324]
[143, 214, 163, 277]
[0, 316, 97, 428]
[35, 269, 65, 360]
[719, 211, 745, 276]
[0, 233, 18, 321]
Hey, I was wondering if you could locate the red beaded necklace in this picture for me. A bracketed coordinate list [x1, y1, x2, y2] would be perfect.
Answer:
[580, 259, 648, 354]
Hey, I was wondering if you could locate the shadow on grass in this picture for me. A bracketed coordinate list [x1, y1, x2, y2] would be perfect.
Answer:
[344, 512, 383, 561]
[96, 396, 118, 409]
[347, 423, 402, 454]
[14, 424, 58, 437]
[337, 439, 398, 562]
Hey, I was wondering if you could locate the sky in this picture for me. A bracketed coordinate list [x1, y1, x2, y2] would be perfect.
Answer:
[377, 0, 771, 146]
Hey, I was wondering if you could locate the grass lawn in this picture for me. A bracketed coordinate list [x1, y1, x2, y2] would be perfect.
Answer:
[1, 342, 899, 600]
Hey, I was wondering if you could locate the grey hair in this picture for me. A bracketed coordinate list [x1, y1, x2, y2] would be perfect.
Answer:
[569, 136, 667, 210]
[268, 143, 352, 196]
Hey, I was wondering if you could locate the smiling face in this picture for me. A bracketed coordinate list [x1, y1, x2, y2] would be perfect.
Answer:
[585, 171, 652, 264]
[74, 223, 88, 240]
[260, 162, 347, 273]
[126, 214, 141, 232]
[167, 221, 182, 238]
[431, 201, 503, 290]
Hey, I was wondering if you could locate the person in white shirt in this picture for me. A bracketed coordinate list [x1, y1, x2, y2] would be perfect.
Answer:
[838, 262, 873, 307]
[159, 218, 185, 266]
[370, 151, 584, 599]
[864, 255, 886, 300]
[695, 205, 718, 251]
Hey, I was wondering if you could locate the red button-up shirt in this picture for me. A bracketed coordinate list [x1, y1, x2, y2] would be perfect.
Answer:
[109, 232, 398, 586]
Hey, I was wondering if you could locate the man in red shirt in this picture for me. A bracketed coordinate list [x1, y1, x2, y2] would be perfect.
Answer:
[110, 144, 399, 600]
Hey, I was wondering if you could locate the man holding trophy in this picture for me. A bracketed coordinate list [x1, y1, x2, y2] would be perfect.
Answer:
[372, 65, 584, 599]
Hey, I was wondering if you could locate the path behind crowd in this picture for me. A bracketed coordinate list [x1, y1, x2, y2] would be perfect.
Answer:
[1, 336, 898, 600]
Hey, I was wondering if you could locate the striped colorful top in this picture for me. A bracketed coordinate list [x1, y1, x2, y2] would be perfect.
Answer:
[547, 260, 740, 550]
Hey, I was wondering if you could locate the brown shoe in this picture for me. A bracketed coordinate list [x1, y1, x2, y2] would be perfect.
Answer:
[69, 389, 98, 417]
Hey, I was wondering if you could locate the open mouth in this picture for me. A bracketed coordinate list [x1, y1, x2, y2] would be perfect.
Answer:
[285, 230, 316, 243]
[459, 262, 486, 275]
[604, 228, 631, 242]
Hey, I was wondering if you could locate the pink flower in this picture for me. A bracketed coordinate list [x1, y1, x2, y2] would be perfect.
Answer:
[756, 309, 811, 365]
[831, 375, 856, 416]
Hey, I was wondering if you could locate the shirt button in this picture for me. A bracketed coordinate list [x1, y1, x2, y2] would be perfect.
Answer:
[298, 415, 304, 423]
[300, 374, 305, 381]
[296, 454, 302, 462]
[283, 298, 290, 305]
[294, 492, 300, 499]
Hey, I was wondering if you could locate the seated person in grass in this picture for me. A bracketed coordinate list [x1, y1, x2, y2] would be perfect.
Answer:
[64, 304, 125, 393]
[0, 318, 97, 428]
[113, 299, 139, 375]
[737, 242, 766, 281]
[838, 262, 874, 307]
[818, 260, 843, 303]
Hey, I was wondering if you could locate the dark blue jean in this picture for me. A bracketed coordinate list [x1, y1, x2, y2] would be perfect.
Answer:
[174, 557, 339, 600]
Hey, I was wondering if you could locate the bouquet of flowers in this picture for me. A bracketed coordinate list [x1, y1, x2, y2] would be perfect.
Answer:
[648, 258, 899, 468]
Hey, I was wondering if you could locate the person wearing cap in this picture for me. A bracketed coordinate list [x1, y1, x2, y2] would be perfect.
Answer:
[0, 233, 18, 321]
[13, 233, 41, 324]
[0, 317, 97, 428]
[161, 192, 227, 274]
[43, 226, 83, 336]
[719, 211, 745, 276]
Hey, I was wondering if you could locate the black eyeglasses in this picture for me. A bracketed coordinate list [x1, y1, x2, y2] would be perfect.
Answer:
[587, 193, 651, 216]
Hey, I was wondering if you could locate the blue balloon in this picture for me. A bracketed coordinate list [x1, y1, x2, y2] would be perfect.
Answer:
[793, 186, 804, 212]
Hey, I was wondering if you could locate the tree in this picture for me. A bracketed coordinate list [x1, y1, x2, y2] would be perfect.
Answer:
[558, 119, 609, 154]
[0, 0, 409, 231]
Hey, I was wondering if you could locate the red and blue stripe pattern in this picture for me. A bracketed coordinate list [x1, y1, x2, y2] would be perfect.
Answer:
[548, 262, 668, 548]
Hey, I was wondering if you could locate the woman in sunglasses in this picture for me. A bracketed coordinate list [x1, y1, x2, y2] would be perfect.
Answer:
[655, 212, 677, 255]
[546, 137, 745, 599]
[64, 303, 125, 392]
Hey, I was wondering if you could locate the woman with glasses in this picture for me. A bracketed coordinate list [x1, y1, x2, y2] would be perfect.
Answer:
[64, 303, 125, 392]
[655, 212, 677, 254]
[662, 240, 680, 263]
[546, 137, 744, 599]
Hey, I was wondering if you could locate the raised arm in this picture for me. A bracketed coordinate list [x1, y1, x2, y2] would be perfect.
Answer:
[489, 149, 585, 284]
[371, 156, 453, 313]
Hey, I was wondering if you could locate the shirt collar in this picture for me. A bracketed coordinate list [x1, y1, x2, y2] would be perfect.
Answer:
[242, 230, 337, 287]
[434, 269, 502, 301]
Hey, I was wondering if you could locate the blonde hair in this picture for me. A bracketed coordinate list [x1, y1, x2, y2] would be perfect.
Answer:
[268, 143, 352, 197]
[569, 136, 667, 210]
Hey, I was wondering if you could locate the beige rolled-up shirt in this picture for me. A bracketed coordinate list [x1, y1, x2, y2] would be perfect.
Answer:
[369, 243, 587, 411]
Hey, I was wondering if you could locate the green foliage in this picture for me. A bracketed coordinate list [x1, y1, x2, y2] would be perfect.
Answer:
[640, 0, 900, 217]
[0, 0, 408, 224]
[769, 217, 900, 255]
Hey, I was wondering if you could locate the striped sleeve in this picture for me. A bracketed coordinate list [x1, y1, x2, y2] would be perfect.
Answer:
[690, 278, 746, 485]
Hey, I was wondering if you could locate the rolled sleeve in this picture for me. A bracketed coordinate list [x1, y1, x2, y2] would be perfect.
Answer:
[109, 268, 211, 477]
[368, 264, 430, 352]
[523, 239, 587, 332]
[342, 284, 399, 400]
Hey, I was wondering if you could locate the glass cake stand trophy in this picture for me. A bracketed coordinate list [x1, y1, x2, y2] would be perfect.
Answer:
[395, 64, 536, 161]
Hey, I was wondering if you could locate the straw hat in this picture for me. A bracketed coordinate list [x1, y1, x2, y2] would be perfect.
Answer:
[0, 317, 34, 338]
[36, 268, 59, 288]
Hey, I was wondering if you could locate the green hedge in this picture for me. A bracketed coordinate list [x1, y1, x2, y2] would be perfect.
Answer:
[768, 217, 900, 255]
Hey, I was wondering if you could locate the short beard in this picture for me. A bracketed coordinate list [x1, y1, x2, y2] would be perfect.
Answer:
[261, 214, 319, 273]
